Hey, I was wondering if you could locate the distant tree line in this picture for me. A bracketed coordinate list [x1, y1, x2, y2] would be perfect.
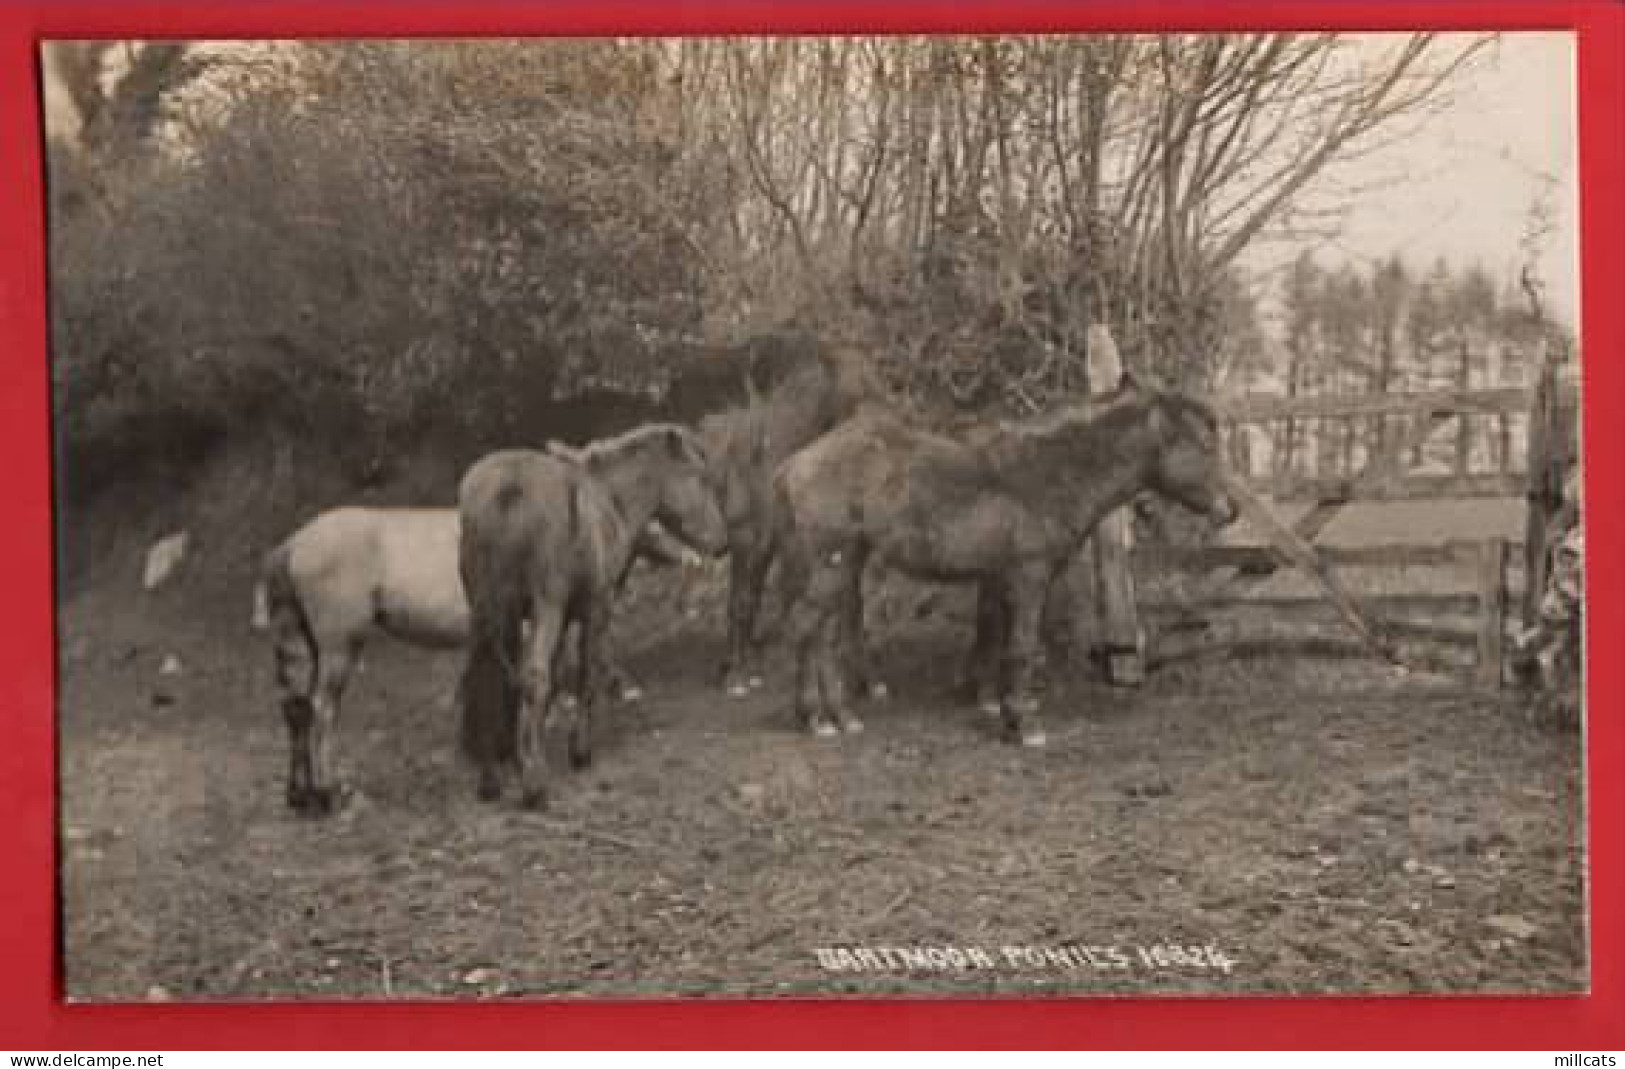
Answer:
[1249, 252, 1566, 482]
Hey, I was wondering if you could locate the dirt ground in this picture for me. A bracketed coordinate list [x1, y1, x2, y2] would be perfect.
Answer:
[58, 556, 1587, 1001]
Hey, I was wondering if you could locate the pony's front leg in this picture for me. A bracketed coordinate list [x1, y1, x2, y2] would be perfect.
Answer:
[517, 605, 566, 810]
[1000, 571, 1050, 748]
[723, 540, 773, 698]
[966, 579, 1010, 717]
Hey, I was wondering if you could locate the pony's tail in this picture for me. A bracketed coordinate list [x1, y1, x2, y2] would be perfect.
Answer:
[458, 617, 523, 768]
[260, 542, 317, 703]
[457, 515, 528, 770]
[250, 545, 282, 630]
[250, 579, 271, 630]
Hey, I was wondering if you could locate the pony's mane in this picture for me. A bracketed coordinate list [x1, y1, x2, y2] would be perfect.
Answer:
[572, 422, 693, 464]
[1158, 390, 1221, 430]
[699, 404, 768, 463]
[1020, 387, 1218, 442]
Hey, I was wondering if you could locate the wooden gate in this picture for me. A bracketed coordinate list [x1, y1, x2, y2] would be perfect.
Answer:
[1086, 345, 1578, 688]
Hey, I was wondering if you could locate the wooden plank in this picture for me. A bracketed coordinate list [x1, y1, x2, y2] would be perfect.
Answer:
[1086, 322, 1144, 685]
[1145, 592, 1486, 616]
[1192, 410, 1459, 606]
[1477, 537, 1509, 689]
[1256, 471, 1527, 503]
[1215, 471, 1405, 667]
[1141, 540, 1492, 571]
[1150, 632, 1470, 678]
[1223, 387, 1530, 423]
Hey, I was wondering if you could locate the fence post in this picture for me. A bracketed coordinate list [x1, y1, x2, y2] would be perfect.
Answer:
[1477, 537, 1509, 689]
[1086, 323, 1145, 685]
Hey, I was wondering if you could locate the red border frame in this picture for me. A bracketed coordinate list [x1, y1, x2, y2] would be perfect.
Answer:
[2, 0, 1620, 1050]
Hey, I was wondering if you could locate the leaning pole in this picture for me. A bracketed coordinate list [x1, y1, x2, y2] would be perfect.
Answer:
[1086, 322, 1147, 685]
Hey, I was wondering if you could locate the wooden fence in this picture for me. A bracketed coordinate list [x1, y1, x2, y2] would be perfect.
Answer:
[1138, 537, 1521, 687]
[1087, 345, 1578, 690]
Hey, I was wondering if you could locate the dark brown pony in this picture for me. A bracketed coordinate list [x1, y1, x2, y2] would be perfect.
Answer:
[458, 423, 726, 808]
[695, 343, 877, 696]
[774, 378, 1237, 747]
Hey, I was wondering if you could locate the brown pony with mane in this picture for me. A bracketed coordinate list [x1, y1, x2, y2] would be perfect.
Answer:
[457, 423, 726, 809]
[774, 376, 1237, 747]
[695, 342, 878, 696]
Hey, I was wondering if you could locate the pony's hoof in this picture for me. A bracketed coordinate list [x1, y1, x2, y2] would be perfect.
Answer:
[520, 789, 549, 811]
[748, 675, 765, 691]
[812, 720, 840, 739]
[841, 716, 865, 735]
[977, 699, 1003, 718]
[301, 787, 340, 818]
[476, 776, 503, 803]
[1020, 729, 1048, 749]
[726, 682, 752, 700]
[619, 684, 644, 703]
[867, 681, 890, 702]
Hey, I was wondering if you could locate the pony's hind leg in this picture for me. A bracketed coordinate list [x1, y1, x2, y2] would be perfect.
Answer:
[837, 545, 886, 706]
[786, 597, 824, 733]
[816, 609, 859, 734]
[781, 543, 836, 735]
[999, 569, 1050, 748]
[797, 547, 859, 737]
[568, 606, 612, 770]
[306, 636, 359, 816]
[517, 603, 566, 810]
[273, 621, 318, 812]
[282, 697, 315, 811]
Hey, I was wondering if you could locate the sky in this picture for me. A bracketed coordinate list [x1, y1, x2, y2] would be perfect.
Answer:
[1251, 32, 1578, 327]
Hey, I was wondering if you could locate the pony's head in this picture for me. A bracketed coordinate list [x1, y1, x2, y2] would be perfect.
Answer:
[548, 426, 729, 556]
[1108, 375, 1236, 527]
[647, 425, 730, 557]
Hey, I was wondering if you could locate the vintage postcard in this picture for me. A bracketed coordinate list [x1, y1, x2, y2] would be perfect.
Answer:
[46, 33, 1585, 1000]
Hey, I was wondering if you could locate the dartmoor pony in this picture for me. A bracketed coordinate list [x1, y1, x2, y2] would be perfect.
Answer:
[259, 498, 703, 819]
[458, 424, 727, 809]
[695, 343, 877, 696]
[774, 378, 1237, 747]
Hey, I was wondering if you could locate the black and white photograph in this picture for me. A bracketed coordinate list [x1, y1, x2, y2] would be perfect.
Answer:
[47, 32, 1585, 1000]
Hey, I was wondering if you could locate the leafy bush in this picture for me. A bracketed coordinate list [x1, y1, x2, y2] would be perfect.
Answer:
[50, 41, 717, 498]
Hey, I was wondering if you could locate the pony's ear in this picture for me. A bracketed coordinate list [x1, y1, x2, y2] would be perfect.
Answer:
[545, 440, 581, 461]
[1145, 395, 1170, 438]
[665, 426, 709, 468]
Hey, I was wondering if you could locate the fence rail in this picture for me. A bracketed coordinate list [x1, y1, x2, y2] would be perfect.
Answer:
[1080, 334, 1575, 691]
[1137, 536, 1520, 687]
[1223, 386, 1530, 422]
